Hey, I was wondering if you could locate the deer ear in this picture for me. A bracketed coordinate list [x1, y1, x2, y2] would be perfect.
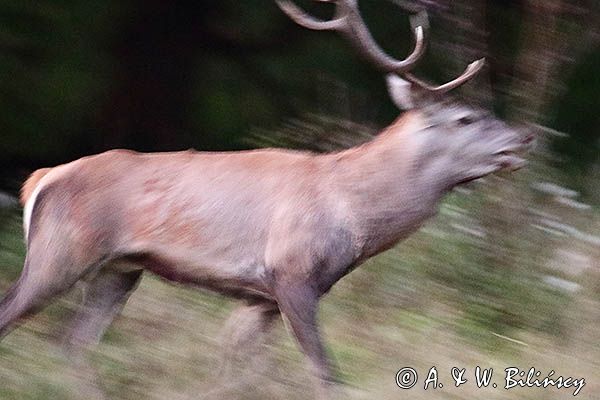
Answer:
[386, 74, 415, 110]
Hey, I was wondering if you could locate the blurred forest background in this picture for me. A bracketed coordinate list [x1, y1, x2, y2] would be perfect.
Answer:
[0, 0, 599, 399]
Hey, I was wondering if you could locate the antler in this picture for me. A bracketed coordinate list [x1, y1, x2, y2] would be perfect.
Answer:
[276, 0, 484, 92]
[402, 58, 485, 94]
[276, 0, 425, 74]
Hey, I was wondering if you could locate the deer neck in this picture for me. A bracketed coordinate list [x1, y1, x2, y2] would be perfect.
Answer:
[332, 111, 451, 257]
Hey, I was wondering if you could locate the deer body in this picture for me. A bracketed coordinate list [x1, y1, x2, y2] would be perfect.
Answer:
[19, 113, 436, 302]
[5, 110, 455, 400]
[0, 2, 531, 398]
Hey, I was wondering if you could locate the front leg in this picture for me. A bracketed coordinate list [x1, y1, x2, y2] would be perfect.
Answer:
[274, 282, 336, 399]
[207, 300, 280, 398]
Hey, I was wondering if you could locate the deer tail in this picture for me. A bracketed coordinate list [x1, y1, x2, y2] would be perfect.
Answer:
[20, 168, 51, 207]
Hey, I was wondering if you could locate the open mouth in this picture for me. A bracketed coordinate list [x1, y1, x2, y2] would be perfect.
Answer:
[456, 150, 527, 187]
[456, 135, 533, 186]
[496, 151, 526, 171]
[494, 133, 533, 171]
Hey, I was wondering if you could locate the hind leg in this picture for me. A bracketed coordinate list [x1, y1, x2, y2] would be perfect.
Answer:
[63, 267, 142, 352]
[61, 266, 143, 399]
[0, 239, 105, 340]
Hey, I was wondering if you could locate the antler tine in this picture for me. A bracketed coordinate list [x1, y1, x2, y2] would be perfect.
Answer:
[276, 0, 427, 74]
[340, 4, 426, 74]
[275, 0, 348, 31]
[402, 58, 486, 94]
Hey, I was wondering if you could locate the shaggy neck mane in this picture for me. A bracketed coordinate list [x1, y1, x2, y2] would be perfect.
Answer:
[329, 111, 446, 257]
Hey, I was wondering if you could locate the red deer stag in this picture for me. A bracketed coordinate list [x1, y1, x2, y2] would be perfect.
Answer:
[0, 0, 529, 398]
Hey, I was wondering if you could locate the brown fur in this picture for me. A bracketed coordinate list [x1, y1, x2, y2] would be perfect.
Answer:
[0, 1, 532, 394]
[20, 168, 52, 207]
[1, 108, 526, 399]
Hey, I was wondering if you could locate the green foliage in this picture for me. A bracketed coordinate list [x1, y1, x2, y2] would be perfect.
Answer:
[0, 207, 25, 279]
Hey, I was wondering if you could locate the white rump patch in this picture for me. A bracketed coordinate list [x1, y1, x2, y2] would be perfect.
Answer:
[23, 181, 44, 241]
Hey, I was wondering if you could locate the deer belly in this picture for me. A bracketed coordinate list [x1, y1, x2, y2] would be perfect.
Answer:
[121, 240, 273, 301]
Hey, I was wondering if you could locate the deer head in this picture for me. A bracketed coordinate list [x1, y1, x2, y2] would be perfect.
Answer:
[277, 0, 531, 189]
[387, 76, 529, 188]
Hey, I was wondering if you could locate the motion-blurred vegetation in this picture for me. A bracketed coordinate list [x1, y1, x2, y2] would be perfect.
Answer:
[0, 0, 599, 399]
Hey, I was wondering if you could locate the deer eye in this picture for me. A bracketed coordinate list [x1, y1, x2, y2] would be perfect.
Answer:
[457, 115, 476, 125]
